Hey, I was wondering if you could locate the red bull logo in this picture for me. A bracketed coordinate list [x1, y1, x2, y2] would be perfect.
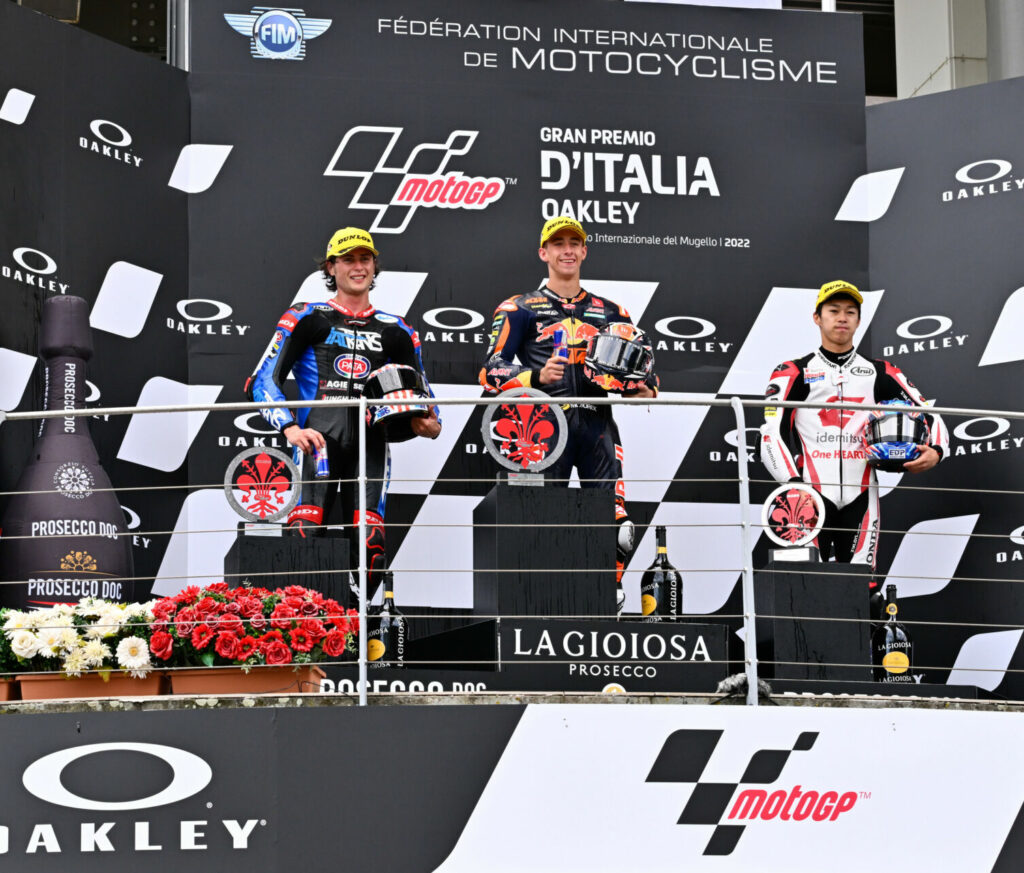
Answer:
[593, 372, 626, 392]
[537, 318, 602, 346]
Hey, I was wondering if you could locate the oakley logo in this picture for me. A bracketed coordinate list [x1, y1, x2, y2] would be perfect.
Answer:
[177, 298, 233, 321]
[89, 119, 132, 147]
[324, 126, 505, 234]
[654, 316, 716, 339]
[23, 743, 212, 811]
[942, 158, 1024, 202]
[167, 298, 250, 336]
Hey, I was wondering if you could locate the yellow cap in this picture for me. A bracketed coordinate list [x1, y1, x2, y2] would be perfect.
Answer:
[540, 216, 586, 246]
[325, 227, 378, 259]
[816, 280, 863, 308]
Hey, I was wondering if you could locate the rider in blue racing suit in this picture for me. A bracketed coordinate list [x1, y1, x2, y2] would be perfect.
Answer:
[246, 227, 440, 592]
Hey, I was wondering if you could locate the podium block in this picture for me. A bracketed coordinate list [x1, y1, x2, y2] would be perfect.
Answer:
[754, 562, 870, 682]
[224, 530, 351, 607]
[473, 484, 615, 619]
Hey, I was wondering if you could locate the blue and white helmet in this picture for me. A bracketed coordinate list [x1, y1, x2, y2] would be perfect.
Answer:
[861, 400, 930, 472]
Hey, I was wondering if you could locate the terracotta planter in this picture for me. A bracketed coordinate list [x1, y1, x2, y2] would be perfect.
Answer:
[0, 679, 18, 702]
[168, 665, 326, 695]
[18, 671, 164, 700]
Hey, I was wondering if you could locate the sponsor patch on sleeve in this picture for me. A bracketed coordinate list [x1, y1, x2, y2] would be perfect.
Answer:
[765, 383, 780, 398]
[764, 407, 779, 419]
[277, 312, 298, 331]
[498, 300, 518, 313]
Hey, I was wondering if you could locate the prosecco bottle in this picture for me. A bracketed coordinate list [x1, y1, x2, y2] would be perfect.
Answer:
[0, 295, 134, 609]
[872, 585, 913, 682]
[366, 571, 406, 668]
[640, 526, 682, 622]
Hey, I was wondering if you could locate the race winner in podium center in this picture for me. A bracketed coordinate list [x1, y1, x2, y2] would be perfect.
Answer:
[479, 216, 659, 614]
[246, 227, 441, 594]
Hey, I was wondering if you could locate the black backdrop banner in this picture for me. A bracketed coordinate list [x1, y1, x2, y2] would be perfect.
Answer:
[0, 3, 188, 593]
[179, 0, 868, 624]
[3, 1, 1022, 692]
[864, 79, 1024, 697]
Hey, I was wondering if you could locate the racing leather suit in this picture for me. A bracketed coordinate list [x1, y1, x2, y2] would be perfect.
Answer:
[479, 287, 658, 581]
[246, 298, 435, 588]
[760, 346, 948, 567]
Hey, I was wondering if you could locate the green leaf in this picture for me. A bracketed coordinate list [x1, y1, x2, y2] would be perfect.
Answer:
[200, 650, 216, 667]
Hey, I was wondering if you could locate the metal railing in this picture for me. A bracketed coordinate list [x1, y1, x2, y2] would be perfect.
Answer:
[2, 393, 1023, 707]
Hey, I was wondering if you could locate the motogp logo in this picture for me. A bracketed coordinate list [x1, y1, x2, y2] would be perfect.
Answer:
[324, 126, 506, 234]
[333, 354, 370, 378]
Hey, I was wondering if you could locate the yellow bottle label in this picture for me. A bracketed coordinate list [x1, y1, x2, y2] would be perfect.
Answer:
[882, 651, 909, 673]
[385, 592, 394, 599]
[367, 639, 386, 662]
[886, 603, 898, 616]
[657, 547, 667, 555]
[641, 594, 657, 616]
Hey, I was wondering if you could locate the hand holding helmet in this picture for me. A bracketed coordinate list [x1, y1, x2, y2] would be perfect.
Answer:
[582, 322, 656, 394]
[362, 363, 432, 443]
[861, 400, 932, 472]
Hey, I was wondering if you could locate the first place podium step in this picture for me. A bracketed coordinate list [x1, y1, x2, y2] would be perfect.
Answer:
[473, 484, 617, 620]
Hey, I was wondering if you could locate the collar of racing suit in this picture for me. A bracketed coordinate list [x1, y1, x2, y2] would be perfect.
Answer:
[542, 286, 588, 306]
[818, 345, 857, 368]
[328, 299, 375, 319]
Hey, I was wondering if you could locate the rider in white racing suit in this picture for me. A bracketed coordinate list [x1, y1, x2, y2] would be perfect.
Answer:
[760, 281, 948, 567]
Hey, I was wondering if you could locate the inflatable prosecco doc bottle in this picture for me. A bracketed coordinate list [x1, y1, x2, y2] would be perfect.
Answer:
[0, 295, 134, 609]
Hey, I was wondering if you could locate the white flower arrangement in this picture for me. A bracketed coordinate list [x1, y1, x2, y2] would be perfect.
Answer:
[0, 599, 159, 679]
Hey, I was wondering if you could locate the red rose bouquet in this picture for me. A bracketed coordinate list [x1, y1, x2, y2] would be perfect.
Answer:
[149, 583, 358, 670]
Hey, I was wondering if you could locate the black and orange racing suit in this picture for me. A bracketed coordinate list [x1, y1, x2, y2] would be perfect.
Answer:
[479, 286, 658, 584]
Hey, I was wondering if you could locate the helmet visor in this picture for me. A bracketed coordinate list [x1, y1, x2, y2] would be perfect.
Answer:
[586, 334, 651, 379]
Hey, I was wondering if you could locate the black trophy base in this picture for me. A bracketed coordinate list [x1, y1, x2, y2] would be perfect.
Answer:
[223, 526, 351, 607]
[754, 561, 871, 682]
[473, 484, 616, 619]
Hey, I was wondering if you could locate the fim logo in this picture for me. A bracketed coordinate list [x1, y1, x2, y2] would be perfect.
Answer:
[224, 7, 331, 60]
[324, 126, 506, 234]
[646, 729, 859, 856]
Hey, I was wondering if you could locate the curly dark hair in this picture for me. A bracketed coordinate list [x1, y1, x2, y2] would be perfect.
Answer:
[319, 255, 380, 292]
